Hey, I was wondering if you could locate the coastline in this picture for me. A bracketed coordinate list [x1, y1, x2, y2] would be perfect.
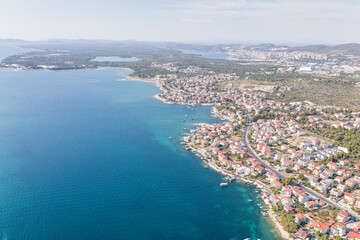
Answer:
[144, 73, 288, 239]
[120, 71, 287, 239]
[182, 140, 287, 239]
[5, 65, 287, 239]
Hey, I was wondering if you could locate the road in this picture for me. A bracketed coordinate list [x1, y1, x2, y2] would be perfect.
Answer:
[242, 116, 284, 178]
[242, 115, 360, 220]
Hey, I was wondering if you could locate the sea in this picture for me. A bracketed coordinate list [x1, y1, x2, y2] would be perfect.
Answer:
[180, 49, 233, 61]
[0, 45, 280, 239]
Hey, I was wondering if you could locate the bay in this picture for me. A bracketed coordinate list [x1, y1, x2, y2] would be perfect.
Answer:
[0, 54, 279, 239]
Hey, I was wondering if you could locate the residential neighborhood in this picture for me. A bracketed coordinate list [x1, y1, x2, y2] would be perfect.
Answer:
[158, 71, 360, 240]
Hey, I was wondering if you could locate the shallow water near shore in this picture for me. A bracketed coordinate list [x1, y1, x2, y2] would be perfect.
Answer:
[0, 67, 280, 239]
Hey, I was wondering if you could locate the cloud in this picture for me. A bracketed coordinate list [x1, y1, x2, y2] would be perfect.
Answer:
[161, 0, 360, 44]
[174, 0, 360, 18]
[181, 18, 212, 23]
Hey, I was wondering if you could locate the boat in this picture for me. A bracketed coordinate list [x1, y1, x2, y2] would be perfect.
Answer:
[229, 177, 236, 182]
[169, 137, 173, 139]
[220, 182, 228, 187]
[248, 199, 253, 202]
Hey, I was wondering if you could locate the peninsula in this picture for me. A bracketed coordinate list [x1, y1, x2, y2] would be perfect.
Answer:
[2, 40, 360, 239]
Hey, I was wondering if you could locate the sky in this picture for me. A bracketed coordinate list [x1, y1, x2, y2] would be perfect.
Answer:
[1, 0, 360, 44]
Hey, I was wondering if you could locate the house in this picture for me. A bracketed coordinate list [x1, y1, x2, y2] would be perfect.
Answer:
[240, 151, 248, 158]
[352, 222, 360, 232]
[274, 195, 283, 203]
[270, 175, 280, 182]
[328, 161, 339, 171]
[272, 180, 283, 189]
[316, 183, 328, 192]
[284, 205, 294, 213]
[230, 144, 241, 154]
[274, 152, 282, 160]
[345, 192, 356, 205]
[338, 184, 348, 192]
[308, 162, 317, 170]
[292, 187, 303, 196]
[308, 219, 329, 234]
[335, 176, 344, 183]
[319, 173, 329, 180]
[294, 162, 304, 170]
[345, 171, 352, 178]
[304, 173, 318, 181]
[281, 197, 294, 206]
[340, 160, 350, 166]
[298, 192, 310, 203]
[294, 229, 309, 239]
[294, 213, 307, 224]
[281, 144, 289, 151]
[337, 210, 351, 223]
[346, 178, 358, 188]
[314, 168, 323, 176]
[281, 159, 294, 167]
[313, 139, 321, 146]
[323, 168, 334, 177]
[325, 219, 335, 227]
[281, 189, 292, 197]
[330, 188, 343, 198]
[347, 231, 360, 240]
[330, 222, 346, 237]
[338, 169, 345, 176]
[309, 179, 318, 188]
[305, 201, 318, 210]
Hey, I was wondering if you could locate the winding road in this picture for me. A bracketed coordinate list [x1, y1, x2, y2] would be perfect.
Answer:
[242, 115, 360, 220]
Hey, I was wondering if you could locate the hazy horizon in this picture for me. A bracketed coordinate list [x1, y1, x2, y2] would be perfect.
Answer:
[1, 0, 360, 45]
[1, 38, 359, 48]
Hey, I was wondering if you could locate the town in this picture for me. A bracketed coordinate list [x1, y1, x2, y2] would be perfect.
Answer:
[155, 69, 360, 240]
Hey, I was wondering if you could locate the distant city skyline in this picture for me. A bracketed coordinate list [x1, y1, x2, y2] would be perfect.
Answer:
[1, 0, 360, 44]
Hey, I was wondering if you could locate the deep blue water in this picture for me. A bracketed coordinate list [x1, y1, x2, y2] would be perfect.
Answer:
[0, 64, 280, 239]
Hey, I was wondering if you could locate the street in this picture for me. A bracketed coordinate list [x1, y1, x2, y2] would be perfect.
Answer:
[242, 115, 360, 220]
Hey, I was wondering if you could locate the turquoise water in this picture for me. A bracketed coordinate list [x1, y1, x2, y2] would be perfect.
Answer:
[0, 66, 279, 239]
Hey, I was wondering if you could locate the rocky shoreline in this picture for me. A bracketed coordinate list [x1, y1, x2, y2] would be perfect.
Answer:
[182, 140, 288, 239]
[122, 69, 288, 239]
